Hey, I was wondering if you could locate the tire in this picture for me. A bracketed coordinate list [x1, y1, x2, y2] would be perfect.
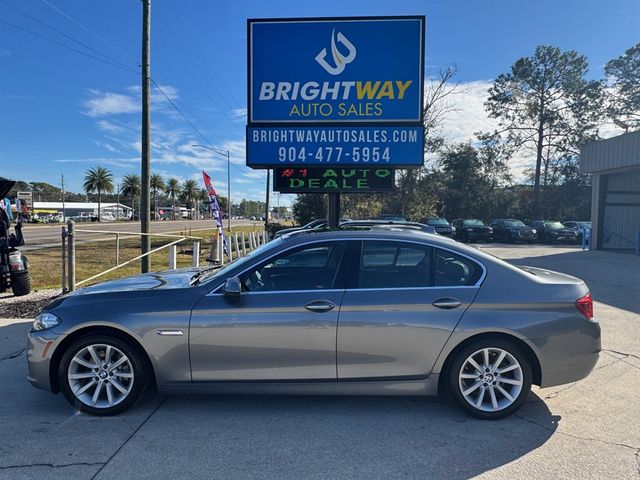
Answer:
[448, 338, 532, 420]
[58, 334, 146, 416]
[10, 271, 31, 296]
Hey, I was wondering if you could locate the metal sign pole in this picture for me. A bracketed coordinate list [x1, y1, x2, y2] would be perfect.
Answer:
[328, 193, 340, 228]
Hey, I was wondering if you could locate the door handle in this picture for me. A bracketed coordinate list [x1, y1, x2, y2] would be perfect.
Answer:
[304, 300, 336, 313]
[432, 298, 462, 309]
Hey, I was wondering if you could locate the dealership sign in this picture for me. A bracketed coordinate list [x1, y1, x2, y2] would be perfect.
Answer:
[246, 16, 425, 171]
[274, 167, 395, 193]
[247, 126, 422, 167]
[248, 17, 424, 124]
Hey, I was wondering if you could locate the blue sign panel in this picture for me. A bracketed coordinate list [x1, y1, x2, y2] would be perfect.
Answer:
[248, 17, 424, 125]
[247, 126, 424, 167]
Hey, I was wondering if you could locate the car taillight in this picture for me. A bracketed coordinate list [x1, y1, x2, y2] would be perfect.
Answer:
[575, 293, 593, 320]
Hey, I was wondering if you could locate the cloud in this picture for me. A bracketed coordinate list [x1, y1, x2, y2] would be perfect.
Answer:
[83, 89, 139, 117]
[232, 108, 247, 122]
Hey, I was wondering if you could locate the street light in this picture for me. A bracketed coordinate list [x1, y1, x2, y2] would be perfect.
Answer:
[192, 144, 231, 231]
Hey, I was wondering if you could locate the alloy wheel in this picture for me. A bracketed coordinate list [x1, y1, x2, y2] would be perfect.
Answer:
[67, 343, 134, 409]
[458, 347, 523, 412]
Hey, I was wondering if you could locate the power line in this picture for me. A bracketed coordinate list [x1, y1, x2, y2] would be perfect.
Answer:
[164, 3, 242, 108]
[154, 9, 244, 133]
[0, 19, 138, 75]
[38, 0, 137, 64]
[0, 0, 137, 73]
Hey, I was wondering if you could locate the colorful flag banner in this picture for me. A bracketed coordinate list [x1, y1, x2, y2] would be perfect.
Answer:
[202, 171, 228, 255]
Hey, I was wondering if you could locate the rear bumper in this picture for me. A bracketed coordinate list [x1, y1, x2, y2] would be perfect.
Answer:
[537, 320, 601, 388]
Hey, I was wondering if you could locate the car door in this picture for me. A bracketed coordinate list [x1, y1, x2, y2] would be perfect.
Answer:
[190, 240, 351, 381]
[337, 240, 483, 380]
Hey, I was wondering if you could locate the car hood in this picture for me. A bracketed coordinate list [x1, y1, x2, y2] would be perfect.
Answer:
[70, 267, 205, 295]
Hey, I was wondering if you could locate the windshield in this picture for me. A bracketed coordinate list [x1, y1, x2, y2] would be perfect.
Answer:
[304, 219, 325, 229]
[427, 218, 449, 226]
[503, 220, 525, 227]
[197, 238, 283, 285]
[544, 221, 565, 230]
[463, 219, 485, 227]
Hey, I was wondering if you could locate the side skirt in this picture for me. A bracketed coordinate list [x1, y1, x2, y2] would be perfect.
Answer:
[158, 375, 440, 397]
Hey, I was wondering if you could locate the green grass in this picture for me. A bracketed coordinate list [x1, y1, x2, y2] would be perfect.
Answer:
[25, 225, 264, 290]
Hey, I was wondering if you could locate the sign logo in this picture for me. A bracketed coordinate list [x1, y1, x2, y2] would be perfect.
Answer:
[314, 28, 356, 75]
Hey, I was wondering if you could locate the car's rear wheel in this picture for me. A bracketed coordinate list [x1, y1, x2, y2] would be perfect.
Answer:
[449, 338, 532, 419]
[59, 334, 145, 416]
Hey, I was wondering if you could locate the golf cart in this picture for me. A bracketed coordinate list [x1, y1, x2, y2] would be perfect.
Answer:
[0, 178, 31, 296]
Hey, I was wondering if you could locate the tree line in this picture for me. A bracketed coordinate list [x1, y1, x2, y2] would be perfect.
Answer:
[292, 43, 640, 225]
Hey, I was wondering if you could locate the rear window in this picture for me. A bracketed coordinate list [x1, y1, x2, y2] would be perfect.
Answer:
[462, 219, 485, 227]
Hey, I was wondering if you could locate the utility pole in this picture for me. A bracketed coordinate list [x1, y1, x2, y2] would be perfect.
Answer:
[140, 0, 151, 273]
[226, 150, 231, 231]
[61, 174, 66, 222]
[116, 182, 120, 221]
[264, 170, 270, 232]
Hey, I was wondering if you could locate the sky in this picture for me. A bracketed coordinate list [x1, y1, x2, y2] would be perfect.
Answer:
[0, 0, 638, 206]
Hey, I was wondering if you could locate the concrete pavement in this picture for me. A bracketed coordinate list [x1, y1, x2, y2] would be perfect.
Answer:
[0, 246, 638, 479]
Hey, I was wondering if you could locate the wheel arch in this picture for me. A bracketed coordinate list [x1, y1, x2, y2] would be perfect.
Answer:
[49, 325, 157, 393]
[437, 332, 542, 395]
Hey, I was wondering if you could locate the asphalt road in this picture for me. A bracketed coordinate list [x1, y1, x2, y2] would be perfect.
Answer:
[20, 219, 259, 249]
[0, 245, 638, 479]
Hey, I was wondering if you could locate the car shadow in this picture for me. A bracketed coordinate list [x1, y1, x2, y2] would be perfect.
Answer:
[502, 248, 640, 314]
[137, 391, 559, 479]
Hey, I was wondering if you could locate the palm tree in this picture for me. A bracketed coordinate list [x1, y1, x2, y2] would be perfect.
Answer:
[165, 178, 181, 220]
[83, 166, 114, 222]
[198, 188, 210, 219]
[120, 174, 141, 220]
[150, 173, 165, 221]
[181, 179, 199, 220]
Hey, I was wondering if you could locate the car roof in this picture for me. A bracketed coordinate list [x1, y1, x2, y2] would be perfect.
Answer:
[281, 226, 454, 246]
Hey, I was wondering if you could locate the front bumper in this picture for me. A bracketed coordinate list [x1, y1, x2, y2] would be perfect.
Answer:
[26, 329, 65, 391]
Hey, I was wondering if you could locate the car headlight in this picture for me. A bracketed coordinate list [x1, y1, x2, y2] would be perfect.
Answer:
[531, 229, 537, 234]
[550, 231, 559, 235]
[33, 312, 61, 331]
[466, 228, 474, 232]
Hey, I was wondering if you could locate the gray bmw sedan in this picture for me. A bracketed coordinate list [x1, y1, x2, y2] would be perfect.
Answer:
[27, 229, 600, 419]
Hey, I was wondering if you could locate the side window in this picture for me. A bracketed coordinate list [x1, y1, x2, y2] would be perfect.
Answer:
[241, 243, 346, 292]
[358, 241, 432, 288]
[434, 248, 483, 287]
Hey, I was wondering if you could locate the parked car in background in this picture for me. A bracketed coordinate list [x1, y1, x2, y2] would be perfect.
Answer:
[341, 220, 436, 234]
[563, 221, 592, 244]
[273, 219, 328, 238]
[530, 221, 578, 244]
[489, 219, 537, 244]
[377, 214, 407, 222]
[424, 217, 456, 237]
[27, 228, 600, 419]
[452, 219, 493, 243]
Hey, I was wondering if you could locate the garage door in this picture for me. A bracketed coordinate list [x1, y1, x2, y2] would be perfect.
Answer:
[601, 169, 640, 250]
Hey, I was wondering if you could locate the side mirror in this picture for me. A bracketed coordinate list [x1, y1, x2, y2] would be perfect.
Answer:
[223, 277, 242, 297]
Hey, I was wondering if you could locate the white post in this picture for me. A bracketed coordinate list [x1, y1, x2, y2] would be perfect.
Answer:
[192, 240, 200, 267]
[234, 233, 240, 257]
[219, 237, 225, 266]
[249, 232, 256, 250]
[115, 232, 120, 266]
[168, 244, 177, 270]
[228, 235, 234, 262]
[241, 231, 247, 256]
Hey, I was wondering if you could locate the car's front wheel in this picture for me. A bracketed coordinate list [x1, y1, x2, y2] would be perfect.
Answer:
[449, 338, 532, 419]
[59, 334, 146, 416]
